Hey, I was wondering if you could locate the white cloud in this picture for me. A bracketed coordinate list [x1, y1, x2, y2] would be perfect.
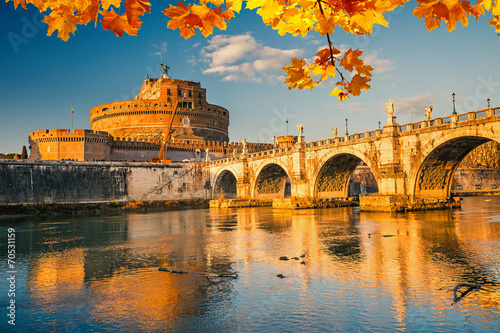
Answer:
[395, 93, 433, 117]
[363, 50, 395, 75]
[187, 55, 197, 67]
[200, 33, 304, 84]
[307, 39, 322, 45]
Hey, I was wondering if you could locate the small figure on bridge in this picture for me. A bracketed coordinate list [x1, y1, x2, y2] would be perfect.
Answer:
[272, 136, 278, 148]
[331, 125, 338, 138]
[242, 138, 247, 153]
[384, 99, 394, 118]
[233, 149, 237, 157]
[425, 105, 433, 120]
[297, 123, 303, 136]
[205, 148, 210, 162]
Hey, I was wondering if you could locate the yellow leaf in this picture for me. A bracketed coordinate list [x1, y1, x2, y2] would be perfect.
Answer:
[330, 86, 350, 101]
[101, 0, 122, 10]
[208, 0, 225, 6]
[43, 6, 79, 41]
[283, 57, 308, 90]
[226, 0, 243, 13]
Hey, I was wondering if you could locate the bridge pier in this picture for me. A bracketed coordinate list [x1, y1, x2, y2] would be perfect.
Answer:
[360, 195, 461, 212]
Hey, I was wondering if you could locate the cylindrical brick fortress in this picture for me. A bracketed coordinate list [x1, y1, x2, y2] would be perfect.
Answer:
[90, 77, 229, 142]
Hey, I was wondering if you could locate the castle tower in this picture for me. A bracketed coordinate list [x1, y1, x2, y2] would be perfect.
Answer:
[90, 77, 229, 143]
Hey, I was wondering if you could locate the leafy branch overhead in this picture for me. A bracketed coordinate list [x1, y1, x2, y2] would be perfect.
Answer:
[8, 0, 500, 100]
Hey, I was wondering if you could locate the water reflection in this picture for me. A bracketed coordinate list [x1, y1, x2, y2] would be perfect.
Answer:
[0, 197, 499, 332]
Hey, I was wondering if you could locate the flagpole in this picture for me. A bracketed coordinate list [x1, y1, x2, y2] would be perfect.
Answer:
[286, 118, 288, 136]
[71, 101, 74, 133]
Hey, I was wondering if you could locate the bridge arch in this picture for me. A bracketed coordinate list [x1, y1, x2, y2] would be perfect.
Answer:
[410, 129, 497, 198]
[313, 149, 379, 200]
[212, 167, 238, 199]
[252, 162, 291, 199]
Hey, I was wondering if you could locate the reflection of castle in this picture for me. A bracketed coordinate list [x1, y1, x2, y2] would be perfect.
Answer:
[28, 76, 271, 162]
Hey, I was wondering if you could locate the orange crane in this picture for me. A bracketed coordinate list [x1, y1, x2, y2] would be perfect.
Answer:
[153, 100, 178, 163]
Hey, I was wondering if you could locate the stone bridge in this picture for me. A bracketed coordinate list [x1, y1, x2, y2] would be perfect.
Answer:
[206, 106, 500, 211]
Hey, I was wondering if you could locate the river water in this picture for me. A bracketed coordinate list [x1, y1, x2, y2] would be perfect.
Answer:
[1, 196, 499, 332]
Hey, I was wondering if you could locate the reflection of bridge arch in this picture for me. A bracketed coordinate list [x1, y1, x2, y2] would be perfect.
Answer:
[213, 168, 238, 199]
[411, 130, 496, 198]
[313, 150, 378, 199]
[253, 162, 291, 199]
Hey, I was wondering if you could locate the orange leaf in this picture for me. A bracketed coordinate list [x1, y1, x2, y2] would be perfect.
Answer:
[100, 8, 138, 37]
[347, 74, 371, 96]
[73, 0, 93, 12]
[339, 48, 362, 72]
[469, 4, 484, 20]
[447, 1, 470, 31]
[79, 0, 100, 26]
[6, 0, 27, 10]
[42, 6, 79, 41]
[185, 13, 204, 28]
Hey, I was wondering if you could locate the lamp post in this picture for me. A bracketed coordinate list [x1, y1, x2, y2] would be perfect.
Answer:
[345, 118, 349, 136]
[487, 98, 491, 108]
[452, 92, 456, 115]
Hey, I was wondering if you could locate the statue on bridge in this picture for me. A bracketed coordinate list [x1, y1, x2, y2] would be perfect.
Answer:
[384, 99, 395, 125]
[297, 123, 303, 136]
[205, 148, 210, 162]
[272, 136, 278, 148]
[425, 105, 433, 120]
[242, 138, 247, 153]
[331, 125, 338, 138]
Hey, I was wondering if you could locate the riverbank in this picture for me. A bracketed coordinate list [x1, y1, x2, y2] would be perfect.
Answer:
[0, 199, 209, 217]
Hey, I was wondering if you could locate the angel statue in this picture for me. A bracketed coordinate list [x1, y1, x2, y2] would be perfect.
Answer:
[161, 63, 169, 77]
[331, 125, 338, 138]
[384, 99, 394, 118]
[425, 105, 433, 120]
[297, 123, 303, 136]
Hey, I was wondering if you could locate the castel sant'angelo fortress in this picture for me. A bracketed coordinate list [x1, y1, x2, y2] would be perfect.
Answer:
[28, 69, 272, 162]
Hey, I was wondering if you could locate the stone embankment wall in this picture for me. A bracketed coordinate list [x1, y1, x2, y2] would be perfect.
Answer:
[451, 167, 500, 194]
[0, 160, 208, 204]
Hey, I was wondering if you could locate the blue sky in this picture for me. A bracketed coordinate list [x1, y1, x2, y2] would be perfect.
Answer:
[1, 1, 499, 154]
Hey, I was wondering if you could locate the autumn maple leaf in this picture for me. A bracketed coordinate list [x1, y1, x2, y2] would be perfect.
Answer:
[43, 6, 80, 42]
[125, 0, 151, 28]
[100, 8, 139, 37]
[347, 74, 371, 96]
[163, 2, 234, 39]
[79, 0, 100, 26]
[284, 57, 317, 90]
